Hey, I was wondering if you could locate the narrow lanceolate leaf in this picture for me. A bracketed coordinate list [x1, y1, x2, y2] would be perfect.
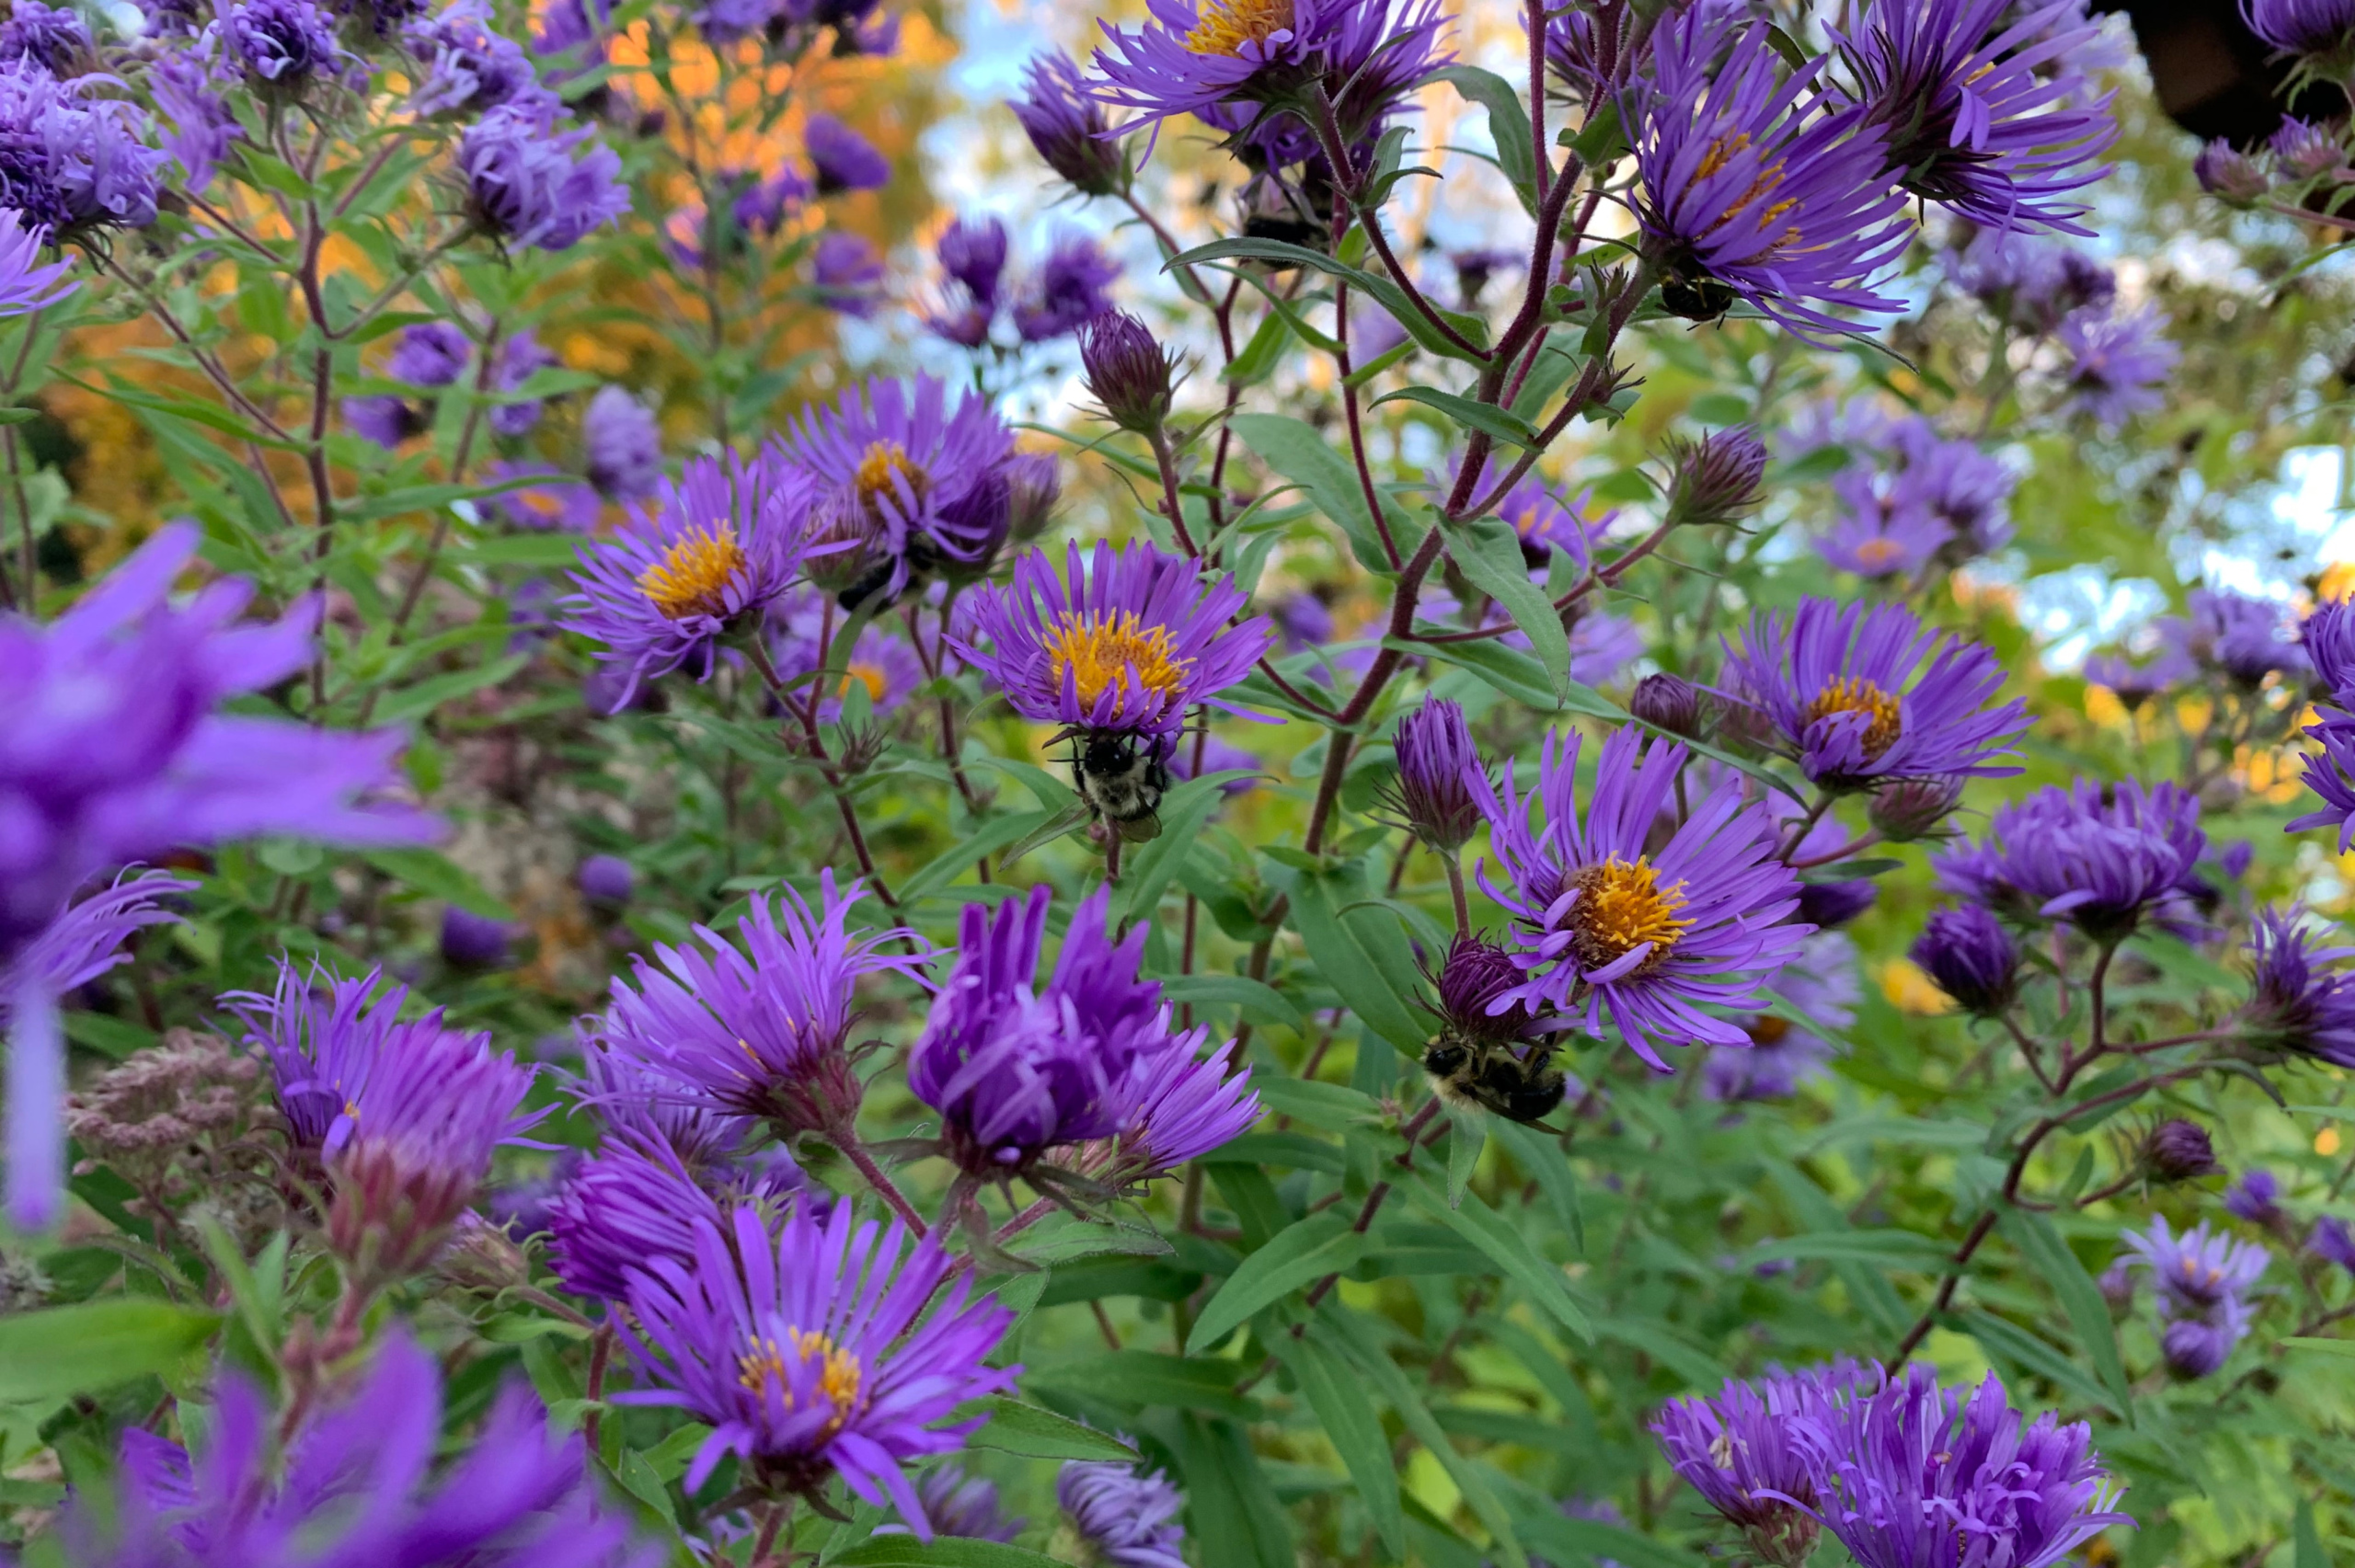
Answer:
[1998, 1209, 2134, 1425]
[1403, 1172, 1591, 1341]
[1270, 1329, 1406, 1559]
[0, 1299, 220, 1404]
[831, 1539, 1068, 1568]
[1443, 514, 1571, 699]
[957, 1397, 1140, 1462]
[1187, 1212, 1368, 1352]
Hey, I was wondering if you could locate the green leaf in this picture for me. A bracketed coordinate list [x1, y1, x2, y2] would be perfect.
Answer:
[1742, 1229, 1959, 1269]
[1591, 1316, 1727, 1391]
[1175, 1413, 1296, 1568]
[1229, 411, 1399, 574]
[1445, 1114, 1486, 1208]
[996, 799, 1093, 871]
[1276, 865, 1433, 1057]
[1224, 306, 1294, 388]
[455, 533, 585, 568]
[1398, 633, 1559, 709]
[1999, 1209, 2133, 1425]
[1959, 1309, 2120, 1419]
[370, 654, 529, 727]
[1445, 515, 1570, 699]
[1121, 773, 1253, 925]
[1159, 974, 1306, 1031]
[1023, 1352, 1261, 1419]
[1250, 1075, 1381, 1131]
[1188, 1212, 1367, 1352]
[1435, 65, 1539, 212]
[603, 1448, 675, 1525]
[1488, 1120, 1583, 1255]
[1372, 386, 1540, 449]
[62, 1010, 157, 1061]
[2283, 1336, 2355, 1359]
[1169, 238, 1490, 364]
[958, 1397, 1141, 1462]
[831, 1540, 1068, 1568]
[1270, 1330, 1405, 1559]
[2296, 1499, 2327, 1568]
[1402, 1172, 1590, 1340]
[899, 808, 1063, 905]
[360, 848, 513, 919]
[0, 1299, 219, 1404]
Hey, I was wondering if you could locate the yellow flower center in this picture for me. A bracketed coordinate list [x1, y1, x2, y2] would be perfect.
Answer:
[854, 441, 928, 513]
[1693, 131, 1798, 247]
[739, 1328, 865, 1432]
[636, 524, 747, 621]
[1183, 0, 1291, 56]
[1569, 857, 1692, 972]
[1042, 611, 1194, 716]
[1803, 676, 1904, 760]
[1853, 536, 1903, 571]
[841, 661, 889, 705]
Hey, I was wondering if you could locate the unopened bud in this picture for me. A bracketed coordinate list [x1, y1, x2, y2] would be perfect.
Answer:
[1910, 905, 2019, 1017]
[2144, 1118, 2219, 1184]
[1869, 774, 1966, 842]
[328, 1136, 481, 1295]
[1662, 426, 1766, 528]
[1795, 878, 1876, 929]
[803, 492, 887, 595]
[2193, 138, 2269, 205]
[1629, 671, 1703, 736]
[1079, 309, 1178, 434]
[1005, 451, 1062, 541]
[1385, 698, 1486, 852]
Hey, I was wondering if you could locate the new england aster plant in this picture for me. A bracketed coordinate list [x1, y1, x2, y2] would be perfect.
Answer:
[17, 0, 2355, 1557]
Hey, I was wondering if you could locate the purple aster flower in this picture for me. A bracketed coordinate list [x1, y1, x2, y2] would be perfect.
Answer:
[2226, 1168, 2285, 1227]
[908, 884, 1216, 1176]
[1832, 0, 2117, 235]
[2144, 1117, 2219, 1182]
[617, 1203, 1017, 1528]
[1276, 590, 1332, 648]
[560, 447, 816, 705]
[2312, 1216, 2355, 1273]
[1935, 778, 2205, 940]
[150, 51, 239, 197]
[1060, 1455, 1187, 1568]
[2292, 718, 2355, 851]
[406, 0, 555, 117]
[2123, 1215, 2269, 1317]
[878, 1466, 1025, 1542]
[767, 586, 928, 722]
[2056, 305, 2176, 429]
[1793, 1365, 2128, 1568]
[1707, 930, 1858, 1102]
[1631, 671, 1704, 736]
[2194, 136, 2271, 203]
[1012, 49, 1127, 195]
[595, 871, 923, 1139]
[80, 1333, 654, 1568]
[1796, 877, 1878, 929]
[1469, 726, 1808, 1073]
[546, 1134, 812, 1305]
[139, 0, 207, 36]
[440, 904, 513, 967]
[1815, 506, 1950, 580]
[1726, 598, 2030, 792]
[2305, 597, 2355, 691]
[459, 101, 628, 251]
[1652, 1366, 1850, 1567]
[4, 526, 430, 1225]
[813, 230, 885, 318]
[777, 374, 1015, 602]
[2245, 0, 2355, 57]
[2271, 114, 2347, 180]
[579, 852, 633, 907]
[489, 330, 556, 436]
[2084, 646, 2194, 708]
[936, 215, 1009, 306]
[805, 112, 888, 193]
[1449, 244, 1520, 309]
[582, 384, 661, 501]
[2244, 903, 2355, 1067]
[1012, 234, 1121, 342]
[1889, 419, 2016, 554]
[1109, 1034, 1260, 1182]
[1946, 229, 2117, 332]
[0, 869, 191, 1025]
[1386, 697, 1486, 852]
[1910, 905, 2021, 1017]
[1089, 0, 1449, 156]
[343, 394, 420, 449]
[1569, 609, 1643, 687]
[1664, 426, 1770, 527]
[217, 0, 346, 97]
[219, 957, 544, 1164]
[2180, 588, 2310, 686]
[0, 60, 166, 236]
[1484, 472, 1608, 571]
[480, 460, 602, 532]
[0, 1, 89, 73]
[387, 320, 472, 387]
[1008, 452, 1063, 542]
[950, 539, 1270, 748]
[1625, 6, 1908, 338]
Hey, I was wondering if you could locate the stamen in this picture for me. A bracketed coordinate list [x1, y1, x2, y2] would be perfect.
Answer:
[1042, 610, 1194, 715]
[1569, 857, 1693, 972]
[1803, 676, 1904, 760]
[636, 524, 747, 621]
[1183, 0, 1291, 57]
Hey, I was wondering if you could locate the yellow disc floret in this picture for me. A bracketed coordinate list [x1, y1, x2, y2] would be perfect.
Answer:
[1042, 610, 1194, 717]
[1569, 856, 1693, 972]
[854, 441, 929, 512]
[1184, 0, 1291, 57]
[636, 524, 747, 622]
[1803, 676, 1904, 760]
[738, 1327, 865, 1435]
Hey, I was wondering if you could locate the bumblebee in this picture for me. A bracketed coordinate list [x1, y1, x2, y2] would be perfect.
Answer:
[1659, 267, 1737, 324]
[1421, 1035, 1568, 1125]
[1070, 730, 1171, 843]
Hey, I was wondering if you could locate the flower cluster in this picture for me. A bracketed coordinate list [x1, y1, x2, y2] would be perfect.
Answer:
[923, 215, 1122, 349]
[2120, 1216, 2270, 1377]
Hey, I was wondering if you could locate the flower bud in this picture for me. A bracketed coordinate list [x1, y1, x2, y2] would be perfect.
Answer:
[1662, 426, 1767, 529]
[435, 1211, 532, 1293]
[1869, 774, 1966, 842]
[578, 853, 633, 910]
[802, 492, 887, 595]
[2193, 138, 2269, 205]
[2312, 1215, 2355, 1273]
[440, 906, 513, 969]
[1079, 309, 1178, 435]
[1910, 905, 2019, 1016]
[1795, 878, 1876, 929]
[1433, 934, 1539, 1044]
[1386, 698, 1486, 852]
[328, 1135, 483, 1295]
[2143, 1118, 2219, 1183]
[1006, 451, 1062, 541]
[1629, 671, 1703, 736]
[2161, 1317, 2233, 1379]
